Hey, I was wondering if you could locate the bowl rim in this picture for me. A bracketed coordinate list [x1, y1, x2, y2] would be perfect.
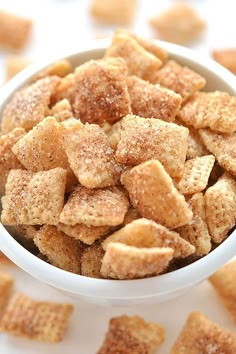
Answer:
[1, 39, 236, 300]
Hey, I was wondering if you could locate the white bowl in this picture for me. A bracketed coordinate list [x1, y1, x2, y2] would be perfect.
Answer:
[0, 40, 236, 307]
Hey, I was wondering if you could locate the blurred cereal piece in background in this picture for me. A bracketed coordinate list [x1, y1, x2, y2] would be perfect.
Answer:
[0, 271, 14, 313]
[0, 253, 13, 266]
[5, 55, 31, 81]
[149, 2, 206, 45]
[212, 49, 236, 75]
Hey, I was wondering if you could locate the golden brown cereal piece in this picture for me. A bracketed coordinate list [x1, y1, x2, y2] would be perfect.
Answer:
[34, 60, 72, 80]
[81, 244, 104, 278]
[154, 60, 206, 102]
[0, 128, 25, 194]
[150, 3, 205, 45]
[107, 121, 121, 150]
[116, 115, 189, 178]
[51, 99, 73, 122]
[179, 91, 236, 133]
[8, 224, 38, 251]
[209, 260, 236, 323]
[205, 173, 236, 243]
[54, 73, 75, 102]
[105, 33, 162, 82]
[97, 315, 165, 354]
[127, 76, 182, 122]
[121, 160, 192, 229]
[177, 193, 211, 256]
[199, 129, 236, 176]
[0, 272, 13, 312]
[90, 0, 137, 25]
[34, 226, 81, 273]
[0, 292, 73, 342]
[170, 311, 236, 354]
[5, 55, 31, 80]
[62, 120, 121, 188]
[103, 218, 195, 259]
[1, 76, 61, 133]
[60, 186, 129, 227]
[72, 58, 131, 125]
[101, 242, 174, 279]
[122, 208, 140, 225]
[186, 126, 209, 159]
[0, 11, 32, 51]
[212, 48, 236, 74]
[177, 155, 215, 195]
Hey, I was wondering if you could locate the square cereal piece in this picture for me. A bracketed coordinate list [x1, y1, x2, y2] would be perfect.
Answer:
[97, 315, 165, 354]
[1, 76, 61, 133]
[209, 260, 236, 323]
[150, 3, 205, 45]
[127, 76, 182, 122]
[177, 193, 211, 256]
[62, 119, 121, 188]
[199, 129, 236, 176]
[5, 55, 31, 81]
[90, 0, 137, 25]
[81, 244, 104, 278]
[33, 59, 72, 81]
[116, 115, 189, 178]
[71, 57, 131, 125]
[179, 91, 236, 133]
[0, 271, 14, 312]
[212, 48, 236, 74]
[121, 160, 192, 229]
[0, 128, 25, 194]
[0, 292, 73, 342]
[171, 311, 236, 354]
[101, 242, 173, 279]
[154, 60, 206, 102]
[51, 99, 73, 122]
[105, 33, 162, 82]
[204, 173, 236, 243]
[0, 11, 32, 51]
[186, 126, 209, 159]
[34, 226, 81, 273]
[176, 155, 215, 195]
[60, 186, 129, 227]
[103, 218, 195, 259]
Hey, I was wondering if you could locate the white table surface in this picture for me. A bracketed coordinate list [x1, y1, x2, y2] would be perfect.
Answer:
[0, 0, 235, 353]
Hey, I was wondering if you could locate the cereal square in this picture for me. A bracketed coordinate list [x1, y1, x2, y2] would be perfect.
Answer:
[34, 59, 72, 80]
[0, 272, 14, 312]
[81, 244, 104, 278]
[212, 49, 236, 74]
[51, 99, 73, 122]
[5, 55, 30, 81]
[186, 126, 209, 159]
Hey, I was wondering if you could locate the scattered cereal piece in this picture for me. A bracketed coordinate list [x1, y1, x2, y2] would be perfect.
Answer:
[154, 60, 206, 102]
[51, 99, 73, 122]
[34, 226, 81, 273]
[150, 3, 205, 45]
[0, 253, 13, 265]
[0, 11, 32, 51]
[176, 155, 215, 195]
[107, 121, 121, 150]
[1, 76, 61, 133]
[177, 193, 211, 256]
[101, 242, 173, 279]
[81, 244, 104, 278]
[186, 126, 209, 159]
[97, 315, 165, 354]
[0, 292, 73, 342]
[60, 186, 129, 227]
[179, 91, 236, 133]
[170, 311, 236, 354]
[34, 59, 72, 80]
[116, 115, 189, 178]
[122, 208, 140, 225]
[5, 55, 31, 81]
[121, 160, 192, 229]
[212, 48, 236, 74]
[8, 224, 38, 251]
[127, 76, 182, 122]
[0, 271, 13, 312]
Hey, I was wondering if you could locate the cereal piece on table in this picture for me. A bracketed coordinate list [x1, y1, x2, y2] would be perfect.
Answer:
[34, 226, 81, 273]
[8, 224, 38, 251]
[105, 33, 162, 82]
[179, 91, 236, 133]
[186, 126, 209, 159]
[97, 315, 165, 354]
[101, 242, 174, 279]
[150, 3, 205, 45]
[107, 121, 121, 150]
[170, 311, 236, 354]
[209, 260, 236, 323]
[0, 272, 14, 312]
[121, 160, 192, 229]
[176, 155, 215, 195]
[0, 11, 32, 51]
[177, 193, 211, 256]
[51, 99, 73, 122]
[103, 218, 195, 259]
[0, 253, 13, 265]
[0, 292, 73, 342]
[154, 60, 206, 103]
[204, 173, 236, 243]
[116, 115, 189, 178]
[62, 120, 121, 188]
[212, 48, 236, 74]
[1, 76, 61, 133]
[60, 186, 129, 227]
[5, 55, 31, 80]
[0, 128, 25, 194]
[127, 76, 182, 122]
[122, 208, 140, 225]
[34, 59, 72, 80]
[90, 0, 137, 25]
[81, 244, 104, 278]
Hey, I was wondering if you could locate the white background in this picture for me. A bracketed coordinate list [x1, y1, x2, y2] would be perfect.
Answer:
[0, 0, 236, 353]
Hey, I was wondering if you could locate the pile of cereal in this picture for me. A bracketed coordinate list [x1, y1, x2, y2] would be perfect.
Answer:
[1, 29, 236, 280]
